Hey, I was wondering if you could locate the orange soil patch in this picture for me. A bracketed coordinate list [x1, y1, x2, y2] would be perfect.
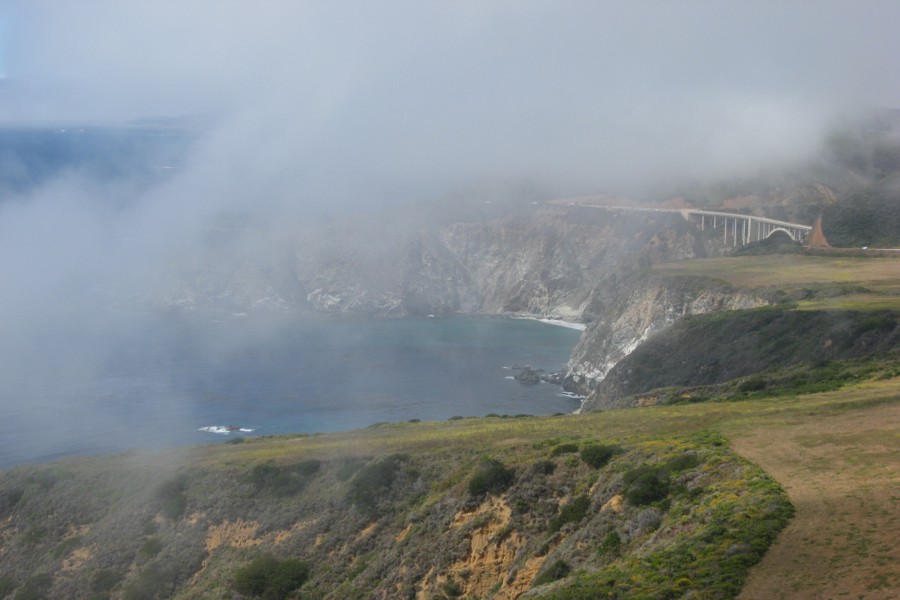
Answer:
[61, 546, 94, 572]
[420, 496, 543, 600]
[733, 401, 900, 599]
[274, 519, 318, 545]
[204, 519, 261, 553]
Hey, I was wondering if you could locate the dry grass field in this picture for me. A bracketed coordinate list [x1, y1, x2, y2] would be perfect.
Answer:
[730, 381, 900, 599]
[654, 255, 900, 311]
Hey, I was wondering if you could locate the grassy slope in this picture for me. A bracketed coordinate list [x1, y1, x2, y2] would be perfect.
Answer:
[1, 376, 898, 599]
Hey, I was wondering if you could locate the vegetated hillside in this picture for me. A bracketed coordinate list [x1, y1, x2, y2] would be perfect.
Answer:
[0, 420, 792, 600]
[820, 110, 900, 248]
[668, 108, 900, 248]
[821, 179, 900, 248]
[581, 307, 900, 411]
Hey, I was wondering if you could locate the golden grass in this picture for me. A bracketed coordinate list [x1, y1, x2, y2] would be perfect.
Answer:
[653, 255, 900, 290]
[795, 294, 900, 311]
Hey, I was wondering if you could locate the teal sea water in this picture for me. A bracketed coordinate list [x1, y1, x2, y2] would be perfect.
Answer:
[1, 316, 582, 467]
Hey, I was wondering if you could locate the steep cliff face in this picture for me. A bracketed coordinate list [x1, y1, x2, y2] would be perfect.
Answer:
[565, 275, 768, 399]
[580, 308, 899, 411]
[152, 205, 717, 319]
[391, 206, 709, 318]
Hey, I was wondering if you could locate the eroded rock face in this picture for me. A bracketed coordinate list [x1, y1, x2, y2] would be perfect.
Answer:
[565, 275, 768, 405]
[149, 205, 714, 320]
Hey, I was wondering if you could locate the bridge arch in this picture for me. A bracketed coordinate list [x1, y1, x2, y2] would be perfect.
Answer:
[766, 227, 799, 242]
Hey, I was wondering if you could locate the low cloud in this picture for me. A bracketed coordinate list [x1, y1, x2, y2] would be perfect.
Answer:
[0, 1, 898, 464]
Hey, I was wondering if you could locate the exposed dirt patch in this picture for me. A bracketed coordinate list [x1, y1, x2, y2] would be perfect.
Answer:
[600, 494, 623, 513]
[354, 521, 378, 542]
[420, 496, 537, 599]
[733, 400, 900, 599]
[204, 519, 260, 553]
[395, 524, 412, 543]
[274, 519, 318, 545]
[186, 512, 206, 525]
[61, 546, 93, 572]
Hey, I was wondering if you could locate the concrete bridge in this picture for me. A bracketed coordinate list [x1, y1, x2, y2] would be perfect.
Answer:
[679, 209, 812, 246]
[561, 201, 813, 246]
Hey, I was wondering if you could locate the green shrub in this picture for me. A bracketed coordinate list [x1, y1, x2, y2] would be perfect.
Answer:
[549, 494, 591, 532]
[550, 443, 579, 456]
[21, 526, 46, 544]
[139, 537, 163, 558]
[533, 559, 571, 586]
[52, 535, 82, 558]
[0, 576, 16, 598]
[13, 573, 51, 600]
[738, 377, 767, 392]
[156, 475, 189, 520]
[599, 530, 621, 556]
[440, 579, 463, 597]
[579, 444, 621, 469]
[467, 459, 515, 497]
[623, 465, 670, 506]
[665, 453, 700, 473]
[348, 454, 408, 511]
[336, 458, 368, 481]
[91, 569, 123, 594]
[233, 554, 310, 600]
[249, 459, 321, 496]
[122, 563, 181, 600]
[532, 459, 557, 475]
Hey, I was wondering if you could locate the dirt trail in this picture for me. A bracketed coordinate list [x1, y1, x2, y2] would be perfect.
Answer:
[732, 401, 900, 599]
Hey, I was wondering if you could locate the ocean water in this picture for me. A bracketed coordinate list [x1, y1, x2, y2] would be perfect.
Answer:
[0, 315, 582, 467]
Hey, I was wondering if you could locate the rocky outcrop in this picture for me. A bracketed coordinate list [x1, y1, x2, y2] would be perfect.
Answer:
[580, 308, 899, 411]
[151, 205, 718, 319]
[565, 275, 768, 400]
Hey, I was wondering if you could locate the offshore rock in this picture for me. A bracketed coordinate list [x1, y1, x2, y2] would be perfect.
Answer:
[512, 366, 542, 385]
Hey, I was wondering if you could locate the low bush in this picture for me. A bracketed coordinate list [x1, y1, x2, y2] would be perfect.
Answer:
[13, 573, 51, 600]
[599, 530, 621, 556]
[533, 559, 571, 586]
[336, 458, 368, 482]
[467, 459, 515, 497]
[90, 569, 123, 595]
[51, 535, 82, 558]
[738, 377, 767, 392]
[139, 537, 163, 558]
[0, 576, 16, 598]
[623, 465, 670, 506]
[579, 444, 621, 469]
[233, 554, 310, 600]
[348, 454, 408, 511]
[249, 459, 321, 496]
[549, 495, 591, 532]
[156, 475, 189, 520]
[550, 443, 579, 457]
[532, 460, 557, 475]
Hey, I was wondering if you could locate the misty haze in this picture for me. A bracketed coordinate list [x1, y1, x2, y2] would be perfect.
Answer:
[0, 2, 898, 599]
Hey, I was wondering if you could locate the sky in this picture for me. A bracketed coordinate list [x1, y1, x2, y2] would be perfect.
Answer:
[1, 1, 899, 464]
[2, 1, 900, 196]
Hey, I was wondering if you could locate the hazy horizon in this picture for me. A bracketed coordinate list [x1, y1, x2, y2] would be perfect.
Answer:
[2, 1, 899, 464]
